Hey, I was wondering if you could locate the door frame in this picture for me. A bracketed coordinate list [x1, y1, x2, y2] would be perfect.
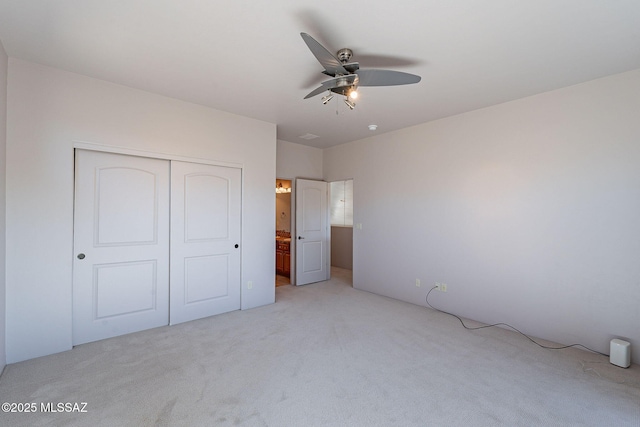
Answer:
[275, 177, 293, 283]
[74, 142, 243, 169]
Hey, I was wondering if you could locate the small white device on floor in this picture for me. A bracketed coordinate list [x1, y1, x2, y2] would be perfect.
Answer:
[610, 339, 631, 368]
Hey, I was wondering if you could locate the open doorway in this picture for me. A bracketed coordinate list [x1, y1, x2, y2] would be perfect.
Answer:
[276, 178, 353, 288]
[329, 179, 353, 273]
[275, 179, 292, 286]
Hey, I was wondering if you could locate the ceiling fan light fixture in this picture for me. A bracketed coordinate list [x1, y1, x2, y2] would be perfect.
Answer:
[344, 99, 356, 110]
[322, 94, 334, 104]
[348, 88, 358, 100]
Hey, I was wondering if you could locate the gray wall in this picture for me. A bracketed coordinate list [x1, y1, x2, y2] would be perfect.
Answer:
[275, 192, 292, 232]
[5, 59, 276, 363]
[276, 140, 323, 181]
[324, 69, 640, 363]
[331, 226, 353, 270]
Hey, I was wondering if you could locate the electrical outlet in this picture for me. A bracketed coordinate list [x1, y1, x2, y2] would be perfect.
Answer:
[415, 279, 421, 287]
[436, 282, 448, 292]
[247, 281, 253, 290]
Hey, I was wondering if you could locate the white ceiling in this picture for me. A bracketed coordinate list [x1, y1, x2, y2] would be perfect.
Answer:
[1, 1, 639, 149]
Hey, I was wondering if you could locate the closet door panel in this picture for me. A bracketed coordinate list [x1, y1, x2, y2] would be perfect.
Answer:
[73, 150, 170, 345]
[170, 161, 241, 325]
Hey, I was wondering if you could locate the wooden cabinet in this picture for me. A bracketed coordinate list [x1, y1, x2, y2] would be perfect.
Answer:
[276, 239, 290, 277]
[276, 249, 284, 272]
[283, 252, 290, 276]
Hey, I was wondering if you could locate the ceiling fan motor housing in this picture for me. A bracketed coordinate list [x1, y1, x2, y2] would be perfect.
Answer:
[337, 48, 353, 63]
[329, 74, 359, 96]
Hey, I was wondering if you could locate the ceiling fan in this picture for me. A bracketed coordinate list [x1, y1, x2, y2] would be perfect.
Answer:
[300, 32, 421, 109]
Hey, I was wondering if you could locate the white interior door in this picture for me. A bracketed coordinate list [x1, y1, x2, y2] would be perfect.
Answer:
[170, 161, 241, 325]
[73, 150, 170, 345]
[295, 179, 329, 285]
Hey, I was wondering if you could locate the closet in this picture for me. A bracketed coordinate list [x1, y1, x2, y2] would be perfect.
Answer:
[72, 150, 241, 345]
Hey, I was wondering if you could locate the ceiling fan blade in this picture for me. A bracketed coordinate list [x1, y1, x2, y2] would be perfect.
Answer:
[355, 69, 421, 86]
[304, 85, 330, 99]
[301, 33, 348, 77]
[350, 54, 421, 68]
[304, 74, 358, 99]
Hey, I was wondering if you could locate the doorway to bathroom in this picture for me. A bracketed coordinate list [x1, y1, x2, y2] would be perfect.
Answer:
[275, 179, 292, 286]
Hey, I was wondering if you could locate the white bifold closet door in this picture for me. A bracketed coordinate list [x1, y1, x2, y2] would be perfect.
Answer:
[73, 150, 241, 345]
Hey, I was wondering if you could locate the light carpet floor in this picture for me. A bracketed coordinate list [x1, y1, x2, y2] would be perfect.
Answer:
[1, 267, 639, 426]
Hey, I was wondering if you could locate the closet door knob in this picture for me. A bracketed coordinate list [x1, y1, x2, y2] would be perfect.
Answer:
[77, 253, 86, 260]
[298, 236, 304, 240]
[234, 244, 239, 248]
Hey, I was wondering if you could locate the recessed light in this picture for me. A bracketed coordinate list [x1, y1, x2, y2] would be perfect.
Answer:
[368, 124, 378, 131]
